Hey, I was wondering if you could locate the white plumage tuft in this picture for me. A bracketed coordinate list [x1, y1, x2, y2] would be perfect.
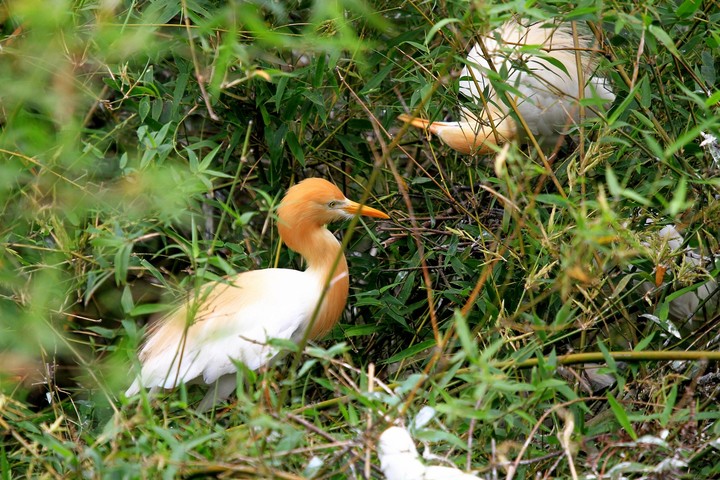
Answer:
[378, 426, 482, 480]
[125, 268, 323, 406]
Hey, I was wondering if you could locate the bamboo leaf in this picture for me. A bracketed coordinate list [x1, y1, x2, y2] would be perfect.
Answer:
[607, 394, 638, 440]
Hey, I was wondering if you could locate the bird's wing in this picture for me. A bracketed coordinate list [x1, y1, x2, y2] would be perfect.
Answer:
[459, 22, 614, 142]
[461, 37, 580, 133]
[458, 42, 496, 101]
[126, 268, 321, 395]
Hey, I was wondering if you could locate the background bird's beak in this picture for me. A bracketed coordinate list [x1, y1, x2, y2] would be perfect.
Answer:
[343, 200, 390, 219]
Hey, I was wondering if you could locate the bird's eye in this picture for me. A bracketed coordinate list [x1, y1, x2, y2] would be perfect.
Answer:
[328, 201, 337, 208]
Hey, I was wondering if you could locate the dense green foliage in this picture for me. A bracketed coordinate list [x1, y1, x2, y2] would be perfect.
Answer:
[1, 0, 719, 477]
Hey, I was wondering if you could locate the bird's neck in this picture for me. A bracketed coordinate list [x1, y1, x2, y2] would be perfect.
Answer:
[279, 222, 350, 339]
[435, 111, 516, 155]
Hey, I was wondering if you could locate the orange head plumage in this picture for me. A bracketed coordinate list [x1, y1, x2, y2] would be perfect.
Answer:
[277, 178, 389, 258]
[274, 177, 388, 340]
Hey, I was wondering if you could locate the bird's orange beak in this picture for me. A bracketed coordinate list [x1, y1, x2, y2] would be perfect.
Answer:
[343, 200, 390, 219]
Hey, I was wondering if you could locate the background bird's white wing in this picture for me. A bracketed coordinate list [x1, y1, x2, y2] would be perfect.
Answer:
[126, 268, 322, 395]
[458, 43, 497, 101]
[636, 225, 720, 328]
[458, 22, 615, 143]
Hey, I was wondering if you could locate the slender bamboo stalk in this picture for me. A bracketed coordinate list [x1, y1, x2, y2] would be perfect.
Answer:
[495, 350, 720, 369]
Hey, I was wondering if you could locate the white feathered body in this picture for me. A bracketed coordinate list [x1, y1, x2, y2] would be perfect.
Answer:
[378, 426, 480, 480]
[400, 20, 616, 154]
[458, 20, 616, 145]
[125, 268, 328, 396]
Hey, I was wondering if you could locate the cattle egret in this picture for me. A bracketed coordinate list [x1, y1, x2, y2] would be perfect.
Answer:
[638, 224, 719, 330]
[400, 19, 616, 154]
[125, 178, 389, 410]
[378, 426, 481, 480]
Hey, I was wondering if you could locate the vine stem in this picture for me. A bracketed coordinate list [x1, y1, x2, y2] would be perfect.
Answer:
[493, 350, 720, 369]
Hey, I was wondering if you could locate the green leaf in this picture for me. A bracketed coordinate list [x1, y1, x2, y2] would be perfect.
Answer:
[344, 324, 381, 337]
[139, 97, 150, 122]
[382, 339, 436, 364]
[607, 80, 640, 125]
[121, 285, 134, 314]
[114, 242, 132, 285]
[597, 340, 617, 370]
[605, 166, 621, 197]
[660, 384, 678, 426]
[424, 18, 461, 45]
[634, 332, 655, 351]
[676, 0, 701, 19]
[648, 25, 680, 57]
[535, 194, 569, 207]
[130, 303, 172, 317]
[454, 310, 478, 363]
[705, 90, 720, 107]
[607, 393, 638, 440]
[360, 62, 394, 94]
[667, 176, 687, 216]
[313, 52, 326, 88]
[605, 166, 651, 205]
[286, 130, 305, 166]
[85, 326, 118, 339]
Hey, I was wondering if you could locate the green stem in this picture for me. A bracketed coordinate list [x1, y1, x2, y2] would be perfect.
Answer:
[495, 350, 720, 369]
